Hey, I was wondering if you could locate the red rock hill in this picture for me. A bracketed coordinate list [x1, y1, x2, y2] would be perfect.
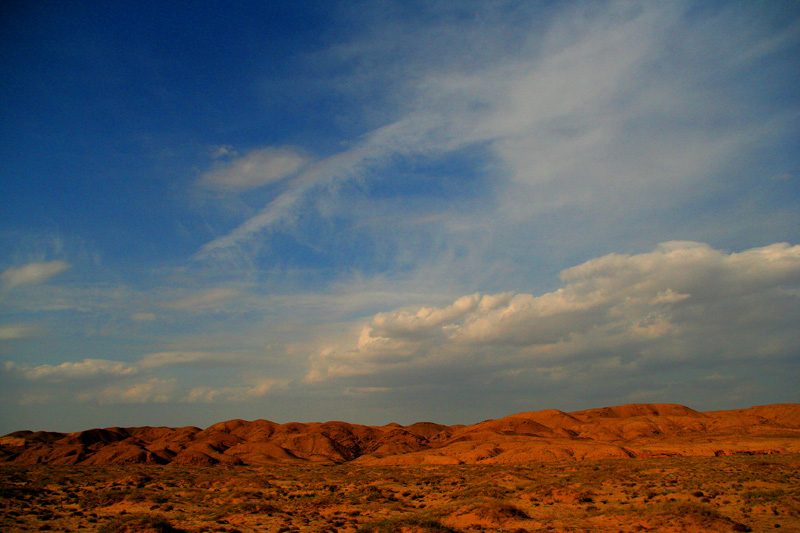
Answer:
[2, 403, 798, 466]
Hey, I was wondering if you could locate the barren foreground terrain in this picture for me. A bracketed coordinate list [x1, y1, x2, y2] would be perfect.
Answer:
[2, 403, 799, 532]
[1, 453, 799, 532]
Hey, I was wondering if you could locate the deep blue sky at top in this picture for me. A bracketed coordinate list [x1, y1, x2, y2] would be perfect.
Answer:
[2, 0, 527, 279]
[3, 1, 798, 270]
[3, 1, 333, 260]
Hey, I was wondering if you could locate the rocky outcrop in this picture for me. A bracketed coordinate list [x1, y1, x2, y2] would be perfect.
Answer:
[2, 403, 799, 466]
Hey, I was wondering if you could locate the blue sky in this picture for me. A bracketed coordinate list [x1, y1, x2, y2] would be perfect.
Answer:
[1, 0, 799, 433]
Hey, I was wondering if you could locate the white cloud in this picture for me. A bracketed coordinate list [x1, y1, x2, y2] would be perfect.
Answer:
[307, 242, 800, 383]
[17, 358, 138, 382]
[5, 347, 254, 383]
[183, 380, 287, 403]
[3, 348, 268, 407]
[1, 260, 70, 288]
[199, 146, 310, 192]
[194, 1, 799, 280]
[195, 115, 454, 259]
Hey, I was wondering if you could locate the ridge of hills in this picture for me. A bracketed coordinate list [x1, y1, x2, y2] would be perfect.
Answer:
[2, 403, 799, 466]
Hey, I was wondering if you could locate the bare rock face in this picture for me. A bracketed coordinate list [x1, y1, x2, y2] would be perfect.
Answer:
[2, 403, 799, 466]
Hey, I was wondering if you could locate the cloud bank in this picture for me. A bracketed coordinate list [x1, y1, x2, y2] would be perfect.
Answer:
[308, 242, 800, 388]
[1, 242, 797, 427]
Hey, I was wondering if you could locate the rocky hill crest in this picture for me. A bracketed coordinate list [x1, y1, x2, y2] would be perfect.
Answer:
[3, 403, 799, 466]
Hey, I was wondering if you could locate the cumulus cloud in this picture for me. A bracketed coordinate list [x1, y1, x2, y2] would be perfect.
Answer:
[199, 146, 310, 192]
[307, 242, 800, 383]
[0, 260, 70, 288]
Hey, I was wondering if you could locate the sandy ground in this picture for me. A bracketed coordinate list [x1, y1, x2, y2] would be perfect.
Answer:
[2, 453, 798, 532]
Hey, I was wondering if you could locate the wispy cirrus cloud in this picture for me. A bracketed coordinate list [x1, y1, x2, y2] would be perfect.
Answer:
[194, 114, 458, 260]
[184, 380, 288, 403]
[139, 350, 243, 369]
[193, 1, 799, 285]
[164, 288, 241, 311]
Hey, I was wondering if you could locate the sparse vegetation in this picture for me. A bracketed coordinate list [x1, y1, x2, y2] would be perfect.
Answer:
[79, 488, 132, 509]
[356, 516, 462, 533]
[1, 454, 799, 532]
[98, 513, 179, 533]
[743, 488, 786, 505]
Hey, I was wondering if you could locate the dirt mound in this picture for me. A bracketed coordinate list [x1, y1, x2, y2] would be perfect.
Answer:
[2, 402, 799, 466]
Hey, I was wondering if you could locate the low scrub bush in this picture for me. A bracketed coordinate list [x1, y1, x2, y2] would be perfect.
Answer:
[356, 516, 462, 533]
[743, 488, 785, 505]
[98, 513, 180, 533]
[79, 488, 131, 509]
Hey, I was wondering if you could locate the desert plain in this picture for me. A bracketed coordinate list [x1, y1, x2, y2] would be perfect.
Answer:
[1, 403, 799, 532]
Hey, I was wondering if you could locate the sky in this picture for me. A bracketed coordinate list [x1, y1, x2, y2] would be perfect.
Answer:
[1, 0, 799, 434]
